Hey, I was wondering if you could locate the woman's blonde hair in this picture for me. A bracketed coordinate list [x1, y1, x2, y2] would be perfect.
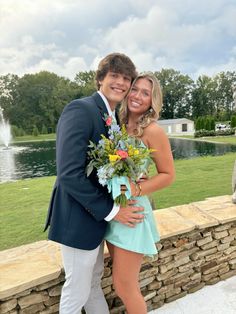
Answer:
[119, 72, 163, 137]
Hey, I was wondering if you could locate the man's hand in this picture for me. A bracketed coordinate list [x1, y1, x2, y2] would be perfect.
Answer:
[113, 199, 144, 227]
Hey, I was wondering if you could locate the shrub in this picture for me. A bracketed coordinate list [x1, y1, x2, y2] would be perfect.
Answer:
[231, 115, 236, 128]
[32, 126, 39, 136]
[41, 125, 48, 134]
[194, 128, 235, 138]
[11, 125, 26, 137]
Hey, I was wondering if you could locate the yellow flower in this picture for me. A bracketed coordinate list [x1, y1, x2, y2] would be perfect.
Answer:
[128, 145, 139, 156]
[109, 154, 121, 162]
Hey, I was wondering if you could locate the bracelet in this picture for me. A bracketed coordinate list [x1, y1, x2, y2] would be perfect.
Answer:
[134, 182, 139, 196]
[136, 182, 142, 197]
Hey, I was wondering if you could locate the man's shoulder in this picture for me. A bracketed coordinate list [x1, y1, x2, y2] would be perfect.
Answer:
[64, 93, 98, 112]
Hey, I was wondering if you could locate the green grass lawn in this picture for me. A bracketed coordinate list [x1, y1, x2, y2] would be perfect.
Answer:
[0, 153, 235, 251]
[12, 133, 56, 143]
[171, 135, 236, 144]
[199, 136, 236, 144]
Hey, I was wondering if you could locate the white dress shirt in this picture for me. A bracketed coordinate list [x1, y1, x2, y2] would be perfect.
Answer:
[97, 91, 120, 221]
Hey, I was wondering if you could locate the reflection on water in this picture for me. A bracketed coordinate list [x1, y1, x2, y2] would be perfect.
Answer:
[0, 138, 235, 182]
[169, 138, 236, 159]
[0, 141, 56, 182]
[0, 148, 16, 182]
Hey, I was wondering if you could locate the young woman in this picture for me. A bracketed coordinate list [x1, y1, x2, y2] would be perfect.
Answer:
[105, 72, 175, 314]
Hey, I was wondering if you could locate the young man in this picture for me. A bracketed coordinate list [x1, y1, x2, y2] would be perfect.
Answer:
[44, 53, 144, 314]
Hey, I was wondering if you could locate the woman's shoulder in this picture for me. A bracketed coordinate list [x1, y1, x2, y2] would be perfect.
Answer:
[143, 121, 166, 137]
[142, 122, 168, 147]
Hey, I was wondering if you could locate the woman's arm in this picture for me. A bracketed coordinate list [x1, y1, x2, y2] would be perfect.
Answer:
[130, 122, 175, 196]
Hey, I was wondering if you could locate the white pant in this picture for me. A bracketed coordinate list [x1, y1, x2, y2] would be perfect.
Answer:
[60, 242, 109, 314]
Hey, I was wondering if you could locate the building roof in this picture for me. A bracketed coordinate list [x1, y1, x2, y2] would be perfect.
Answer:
[158, 118, 194, 125]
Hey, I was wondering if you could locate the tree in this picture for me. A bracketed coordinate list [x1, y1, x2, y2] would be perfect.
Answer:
[74, 71, 96, 97]
[191, 75, 217, 119]
[0, 74, 20, 122]
[213, 71, 236, 120]
[154, 69, 194, 119]
[10, 71, 78, 133]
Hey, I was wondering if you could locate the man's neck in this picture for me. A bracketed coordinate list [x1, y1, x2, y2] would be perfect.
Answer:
[97, 91, 116, 114]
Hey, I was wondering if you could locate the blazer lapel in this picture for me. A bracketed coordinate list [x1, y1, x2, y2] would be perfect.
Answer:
[92, 92, 109, 136]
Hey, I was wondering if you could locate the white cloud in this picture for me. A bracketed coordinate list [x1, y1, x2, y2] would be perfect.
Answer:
[0, 0, 235, 79]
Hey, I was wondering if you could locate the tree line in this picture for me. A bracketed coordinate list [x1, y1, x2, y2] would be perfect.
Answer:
[0, 69, 235, 135]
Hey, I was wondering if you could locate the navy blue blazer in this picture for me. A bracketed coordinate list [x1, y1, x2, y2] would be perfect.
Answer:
[44, 92, 114, 250]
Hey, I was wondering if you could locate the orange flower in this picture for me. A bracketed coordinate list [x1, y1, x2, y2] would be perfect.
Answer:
[116, 150, 129, 159]
[106, 116, 113, 126]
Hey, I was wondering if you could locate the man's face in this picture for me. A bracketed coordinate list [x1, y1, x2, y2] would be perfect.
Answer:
[99, 71, 132, 110]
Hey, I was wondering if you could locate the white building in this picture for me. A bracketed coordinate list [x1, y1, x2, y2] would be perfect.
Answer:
[158, 118, 195, 135]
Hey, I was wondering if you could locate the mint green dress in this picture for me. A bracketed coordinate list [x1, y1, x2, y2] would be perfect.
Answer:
[104, 150, 160, 256]
[104, 193, 160, 256]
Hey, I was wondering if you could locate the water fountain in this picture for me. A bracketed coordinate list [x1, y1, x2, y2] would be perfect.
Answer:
[0, 106, 12, 149]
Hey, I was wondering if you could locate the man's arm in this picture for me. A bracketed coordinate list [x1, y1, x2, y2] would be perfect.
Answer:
[56, 100, 113, 221]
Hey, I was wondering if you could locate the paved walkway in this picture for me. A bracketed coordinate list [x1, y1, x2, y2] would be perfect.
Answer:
[149, 275, 236, 314]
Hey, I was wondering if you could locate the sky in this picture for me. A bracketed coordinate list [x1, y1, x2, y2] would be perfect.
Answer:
[0, 0, 236, 80]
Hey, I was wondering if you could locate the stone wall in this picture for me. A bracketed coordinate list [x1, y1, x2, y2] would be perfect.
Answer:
[1, 195, 236, 314]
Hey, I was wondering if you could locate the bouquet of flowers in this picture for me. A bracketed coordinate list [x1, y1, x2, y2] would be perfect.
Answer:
[86, 114, 154, 206]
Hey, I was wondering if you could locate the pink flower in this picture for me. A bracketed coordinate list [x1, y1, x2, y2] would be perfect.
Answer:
[106, 116, 112, 126]
[116, 150, 129, 159]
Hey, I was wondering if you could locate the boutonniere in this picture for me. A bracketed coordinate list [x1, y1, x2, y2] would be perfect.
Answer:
[105, 115, 113, 126]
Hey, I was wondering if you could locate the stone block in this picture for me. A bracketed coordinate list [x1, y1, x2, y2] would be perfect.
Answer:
[143, 291, 156, 301]
[206, 277, 220, 285]
[18, 292, 49, 309]
[19, 302, 45, 314]
[40, 302, 59, 314]
[147, 280, 162, 291]
[139, 276, 155, 288]
[182, 279, 201, 291]
[154, 208, 195, 239]
[214, 223, 233, 232]
[197, 236, 213, 247]
[202, 271, 218, 282]
[205, 252, 223, 262]
[165, 287, 181, 298]
[229, 227, 236, 235]
[158, 247, 182, 259]
[166, 291, 188, 303]
[156, 268, 178, 281]
[173, 238, 189, 248]
[217, 242, 230, 251]
[188, 282, 205, 293]
[201, 261, 217, 273]
[101, 276, 113, 288]
[220, 269, 236, 280]
[190, 247, 217, 260]
[0, 298, 17, 313]
[201, 240, 218, 252]
[0, 241, 62, 300]
[48, 285, 62, 297]
[204, 205, 236, 224]
[218, 265, 230, 275]
[44, 295, 60, 307]
[174, 204, 218, 229]
[139, 268, 158, 280]
[224, 246, 236, 255]
[213, 230, 229, 240]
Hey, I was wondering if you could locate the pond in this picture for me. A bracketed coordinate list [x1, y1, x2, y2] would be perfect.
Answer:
[0, 138, 235, 182]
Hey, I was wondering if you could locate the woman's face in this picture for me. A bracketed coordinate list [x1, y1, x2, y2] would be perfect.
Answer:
[127, 78, 152, 115]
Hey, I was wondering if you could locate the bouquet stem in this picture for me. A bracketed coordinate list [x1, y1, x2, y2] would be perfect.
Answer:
[114, 194, 128, 207]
